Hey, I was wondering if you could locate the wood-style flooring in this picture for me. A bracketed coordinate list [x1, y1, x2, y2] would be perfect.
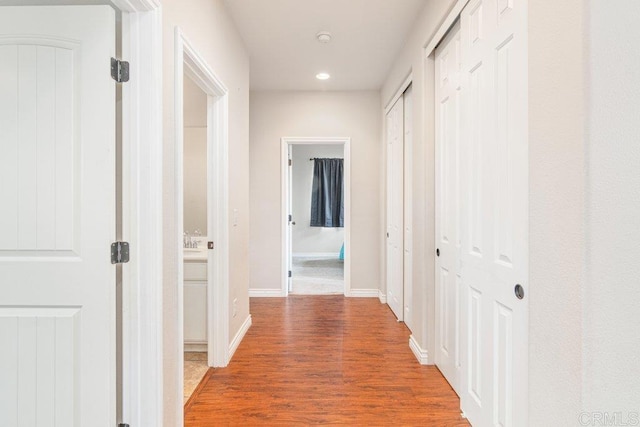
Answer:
[185, 296, 469, 426]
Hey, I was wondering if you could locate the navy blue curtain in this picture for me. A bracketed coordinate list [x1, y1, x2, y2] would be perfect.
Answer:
[310, 158, 344, 227]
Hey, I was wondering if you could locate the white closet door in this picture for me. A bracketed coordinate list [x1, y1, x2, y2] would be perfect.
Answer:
[386, 97, 404, 321]
[459, 0, 529, 426]
[403, 85, 413, 330]
[0, 6, 116, 425]
[435, 21, 462, 395]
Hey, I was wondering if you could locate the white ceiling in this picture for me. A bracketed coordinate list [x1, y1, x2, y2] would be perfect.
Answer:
[223, 0, 427, 91]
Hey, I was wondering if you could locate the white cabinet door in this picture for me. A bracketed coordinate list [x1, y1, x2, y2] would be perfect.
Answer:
[0, 6, 116, 425]
[386, 97, 404, 321]
[184, 281, 208, 344]
[435, 21, 462, 395]
[459, 0, 529, 425]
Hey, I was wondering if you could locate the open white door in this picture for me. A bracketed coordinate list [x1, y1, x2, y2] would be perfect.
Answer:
[0, 5, 116, 425]
[386, 97, 404, 320]
[435, 21, 462, 395]
[459, 0, 529, 425]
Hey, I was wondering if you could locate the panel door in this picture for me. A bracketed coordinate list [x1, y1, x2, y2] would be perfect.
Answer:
[0, 6, 116, 425]
[435, 21, 462, 395]
[459, 0, 529, 426]
[403, 85, 413, 330]
[386, 97, 404, 320]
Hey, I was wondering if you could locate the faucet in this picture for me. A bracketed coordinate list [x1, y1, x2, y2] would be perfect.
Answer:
[193, 229, 201, 248]
[183, 231, 193, 248]
[183, 231, 200, 249]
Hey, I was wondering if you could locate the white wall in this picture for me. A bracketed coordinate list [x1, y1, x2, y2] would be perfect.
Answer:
[249, 91, 380, 292]
[528, 0, 586, 423]
[584, 0, 640, 417]
[162, 1, 250, 425]
[183, 77, 207, 235]
[529, 2, 640, 423]
[380, 0, 457, 357]
[291, 145, 345, 256]
[183, 127, 207, 235]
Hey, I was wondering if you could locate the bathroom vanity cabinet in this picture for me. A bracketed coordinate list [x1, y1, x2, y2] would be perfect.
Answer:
[184, 249, 207, 352]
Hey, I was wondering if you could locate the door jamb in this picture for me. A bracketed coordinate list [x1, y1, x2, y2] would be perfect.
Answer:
[174, 26, 230, 425]
[281, 137, 352, 297]
[114, 1, 164, 426]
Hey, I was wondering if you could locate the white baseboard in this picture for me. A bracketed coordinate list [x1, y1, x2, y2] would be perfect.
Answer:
[228, 314, 252, 362]
[347, 289, 380, 298]
[249, 288, 285, 297]
[184, 343, 207, 352]
[409, 335, 429, 365]
[378, 289, 387, 304]
[292, 252, 340, 258]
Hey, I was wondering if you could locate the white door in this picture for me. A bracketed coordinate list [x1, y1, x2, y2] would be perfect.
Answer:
[0, 6, 116, 425]
[435, 21, 462, 395]
[386, 97, 404, 320]
[459, 0, 529, 425]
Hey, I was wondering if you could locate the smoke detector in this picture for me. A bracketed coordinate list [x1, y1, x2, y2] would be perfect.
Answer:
[316, 32, 332, 44]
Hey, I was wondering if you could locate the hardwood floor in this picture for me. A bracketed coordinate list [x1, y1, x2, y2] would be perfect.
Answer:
[185, 296, 469, 426]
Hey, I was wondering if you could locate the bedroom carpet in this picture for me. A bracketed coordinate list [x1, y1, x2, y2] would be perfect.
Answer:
[291, 256, 344, 295]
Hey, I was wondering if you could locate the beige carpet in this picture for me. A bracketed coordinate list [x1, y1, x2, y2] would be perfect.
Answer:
[291, 256, 344, 295]
[184, 352, 209, 404]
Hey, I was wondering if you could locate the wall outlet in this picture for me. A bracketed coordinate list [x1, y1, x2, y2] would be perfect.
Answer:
[232, 298, 238, 318]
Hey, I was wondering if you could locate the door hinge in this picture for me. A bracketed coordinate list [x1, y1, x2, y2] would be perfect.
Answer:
[111, 58, 130, 83]
[288, 159, 292, 166]
[111, 242, 130, 264]
[208, 241, 214, 250]
[288, 270, 292, 278]
[288, 214, 292, 222]
[118, 424, 130, 427]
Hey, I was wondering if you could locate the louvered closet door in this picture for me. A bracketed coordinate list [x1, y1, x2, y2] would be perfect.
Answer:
[459, 0, 529, 425]
[0, 6, 116, 425]
[435, 21, 462, 396]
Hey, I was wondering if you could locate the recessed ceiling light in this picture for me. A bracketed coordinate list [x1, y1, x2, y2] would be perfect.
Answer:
[316, 32, 332, 43]
[316, 72, 331, 80]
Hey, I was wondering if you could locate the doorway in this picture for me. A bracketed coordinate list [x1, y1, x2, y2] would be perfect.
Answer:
[290, 144, 345, 295]
[182, 74, 209, 402]
[174, 26, 230, 421]
[281, 137, 351, 297]
[385, 83, 413, 324]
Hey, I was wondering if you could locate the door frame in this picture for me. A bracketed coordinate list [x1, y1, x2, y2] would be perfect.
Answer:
[383, 77, 413, 324]
[9, 1, 164, 424]
[112, 2, 164, 425]
[174, 24, 230, 420]
[280, 137, 352, 297]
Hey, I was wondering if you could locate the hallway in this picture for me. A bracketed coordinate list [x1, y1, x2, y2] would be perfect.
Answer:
[185, 296, 468, 425]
